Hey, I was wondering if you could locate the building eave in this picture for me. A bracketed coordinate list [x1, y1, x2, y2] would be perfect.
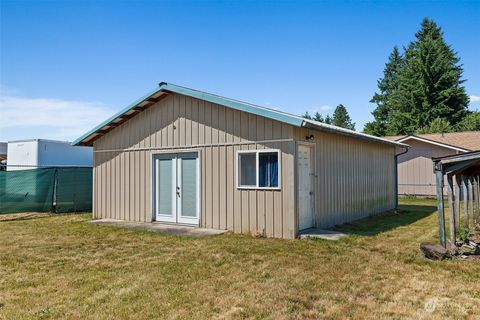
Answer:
[73, 82, 408, 148]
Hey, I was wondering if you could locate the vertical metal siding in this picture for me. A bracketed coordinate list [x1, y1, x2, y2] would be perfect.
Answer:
[93, 93, 296, 238]
[92, 92, 397, 238]
[295, 128, 396, 228]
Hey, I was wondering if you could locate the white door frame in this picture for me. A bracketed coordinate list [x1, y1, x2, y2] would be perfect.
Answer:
[296, 142, 316, 231]
[151, 150, 201, 226]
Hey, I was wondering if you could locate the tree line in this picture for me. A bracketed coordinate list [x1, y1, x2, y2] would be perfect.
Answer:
[303, 104, 355, 130]
[303, 18, 479, 135]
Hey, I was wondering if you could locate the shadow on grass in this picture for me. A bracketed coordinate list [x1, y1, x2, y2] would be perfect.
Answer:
[0, 212, 89, 223]
[334, 203, 437, 237]
[0, 212, 52, 222]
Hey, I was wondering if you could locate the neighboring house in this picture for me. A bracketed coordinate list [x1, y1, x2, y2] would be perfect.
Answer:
[74, 82, 406, 239]
[385, 131, 480, 196]
[7, 139, 93, 171]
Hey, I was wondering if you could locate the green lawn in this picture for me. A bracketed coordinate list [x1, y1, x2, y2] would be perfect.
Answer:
[1, 198, 479, 319]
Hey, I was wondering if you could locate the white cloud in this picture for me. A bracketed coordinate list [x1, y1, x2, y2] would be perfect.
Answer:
[309, 105, 332, 114]
[469, 95, 480, 103]
[0, 91, 114, 142]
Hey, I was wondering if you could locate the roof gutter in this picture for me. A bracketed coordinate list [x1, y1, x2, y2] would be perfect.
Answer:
[301, 120, 408, 148]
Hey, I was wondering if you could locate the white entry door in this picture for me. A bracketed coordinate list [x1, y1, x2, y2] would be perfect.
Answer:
[297, 145, 314, 230]
[154, 152, 200, 225]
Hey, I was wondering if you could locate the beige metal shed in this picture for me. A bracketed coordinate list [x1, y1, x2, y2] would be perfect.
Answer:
[74, 82, 406, 239]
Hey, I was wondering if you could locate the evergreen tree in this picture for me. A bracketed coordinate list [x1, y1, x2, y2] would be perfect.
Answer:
[332, 104, 355, 130]
[324, 114, 332, 125]
[302, 111, 325, 123]
[456, 111, 480, 131]
[416, 117, 452, 134]
[313, 112, 324, 122]
[364, 46, 404, 136]
[388, 18, 469, 134]
[302, 112, 312, 119]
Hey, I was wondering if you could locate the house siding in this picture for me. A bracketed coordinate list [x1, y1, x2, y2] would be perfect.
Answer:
[93, 93, 296, 239]
[396, 139, 459, 196]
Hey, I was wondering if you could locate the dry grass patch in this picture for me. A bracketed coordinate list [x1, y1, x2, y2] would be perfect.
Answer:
[0, 198, 479, 319]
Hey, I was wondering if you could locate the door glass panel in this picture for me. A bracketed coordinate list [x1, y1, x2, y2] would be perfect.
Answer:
[181, 157, 197, 217]
[157, 158, 173, 215]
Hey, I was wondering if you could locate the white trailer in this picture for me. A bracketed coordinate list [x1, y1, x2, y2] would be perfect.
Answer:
[6, 139, 92, 171]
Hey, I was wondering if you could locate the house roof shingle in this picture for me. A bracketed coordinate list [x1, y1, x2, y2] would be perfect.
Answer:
[384, 131, 480, 151]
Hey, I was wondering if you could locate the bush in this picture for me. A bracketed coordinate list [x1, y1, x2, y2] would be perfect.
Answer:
[458, 226, 470, 243]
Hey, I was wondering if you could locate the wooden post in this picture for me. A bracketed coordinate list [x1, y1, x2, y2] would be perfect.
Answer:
[468, 176, 474, 228]
[477, 175, 480, 224]
[476, 175, 479, 221]
[473, 176, 477, 224]
[462, 175, 468, 228]
[454, 175, 461, 232]
[436, 170, 446, 247]
[474, 175, 479, 225]
[447, 175, 456, 246]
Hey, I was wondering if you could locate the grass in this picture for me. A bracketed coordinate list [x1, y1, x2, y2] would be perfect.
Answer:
[1, 198, 479, 319]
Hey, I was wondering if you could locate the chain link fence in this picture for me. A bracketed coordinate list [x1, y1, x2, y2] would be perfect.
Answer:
[0, 166, 92, 214]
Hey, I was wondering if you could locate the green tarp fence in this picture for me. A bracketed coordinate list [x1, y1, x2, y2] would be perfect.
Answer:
[0, 167, 92, 214]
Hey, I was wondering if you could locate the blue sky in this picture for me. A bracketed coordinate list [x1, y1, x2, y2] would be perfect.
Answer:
[1, 0, 479, 142]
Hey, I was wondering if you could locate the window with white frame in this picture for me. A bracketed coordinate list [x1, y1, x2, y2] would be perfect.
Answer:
[237, 150, 281, 189]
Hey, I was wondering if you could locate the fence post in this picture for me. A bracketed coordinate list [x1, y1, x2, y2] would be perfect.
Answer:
[435, 170, 446, 247]
[52, 168, 58, 213]
[447, 174, 456, 247]
[469, 176, 474, 228]
[454, 175, 461, 232]
[73, 168, 77, 212]
[462, 175, 468, 228]
[477, 175, 480, 224]
[474, 175, 479, 225]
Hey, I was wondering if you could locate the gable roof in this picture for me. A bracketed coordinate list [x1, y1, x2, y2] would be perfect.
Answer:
[384, 131, 480, 152]
[73, 82, 407, 148]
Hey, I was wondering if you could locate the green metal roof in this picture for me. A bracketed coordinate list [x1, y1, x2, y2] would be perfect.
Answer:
[73, 82, 407, 148]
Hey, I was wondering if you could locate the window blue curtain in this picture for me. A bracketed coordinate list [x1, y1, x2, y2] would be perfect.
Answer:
[259, 153, 278, 187]
[259, 156, 267, 187]
[269, 155, 278, 187]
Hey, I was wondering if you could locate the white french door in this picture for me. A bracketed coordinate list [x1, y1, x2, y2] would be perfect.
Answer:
[154, 152, 200, 225]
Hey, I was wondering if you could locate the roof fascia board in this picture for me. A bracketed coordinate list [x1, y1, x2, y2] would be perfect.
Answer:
[303, 121, 408, 148]
[397, 135, 470, 152]
[433, 151, 480, 165]
[443, 159, 480, 175]
[72, 87, 163, 145]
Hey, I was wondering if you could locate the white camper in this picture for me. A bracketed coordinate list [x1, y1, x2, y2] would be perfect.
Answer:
[6, 139, 92, 171]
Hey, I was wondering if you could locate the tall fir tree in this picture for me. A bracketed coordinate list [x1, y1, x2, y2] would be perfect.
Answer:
[388, 18, 469, 134]
[302, 112, 312, 119]
[324, 114, 332, 125]
[364, 46, 404, 136]
[332, 104, 355, 130]
[302, 111, 325, 123]
[313, 112, 324, 122]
